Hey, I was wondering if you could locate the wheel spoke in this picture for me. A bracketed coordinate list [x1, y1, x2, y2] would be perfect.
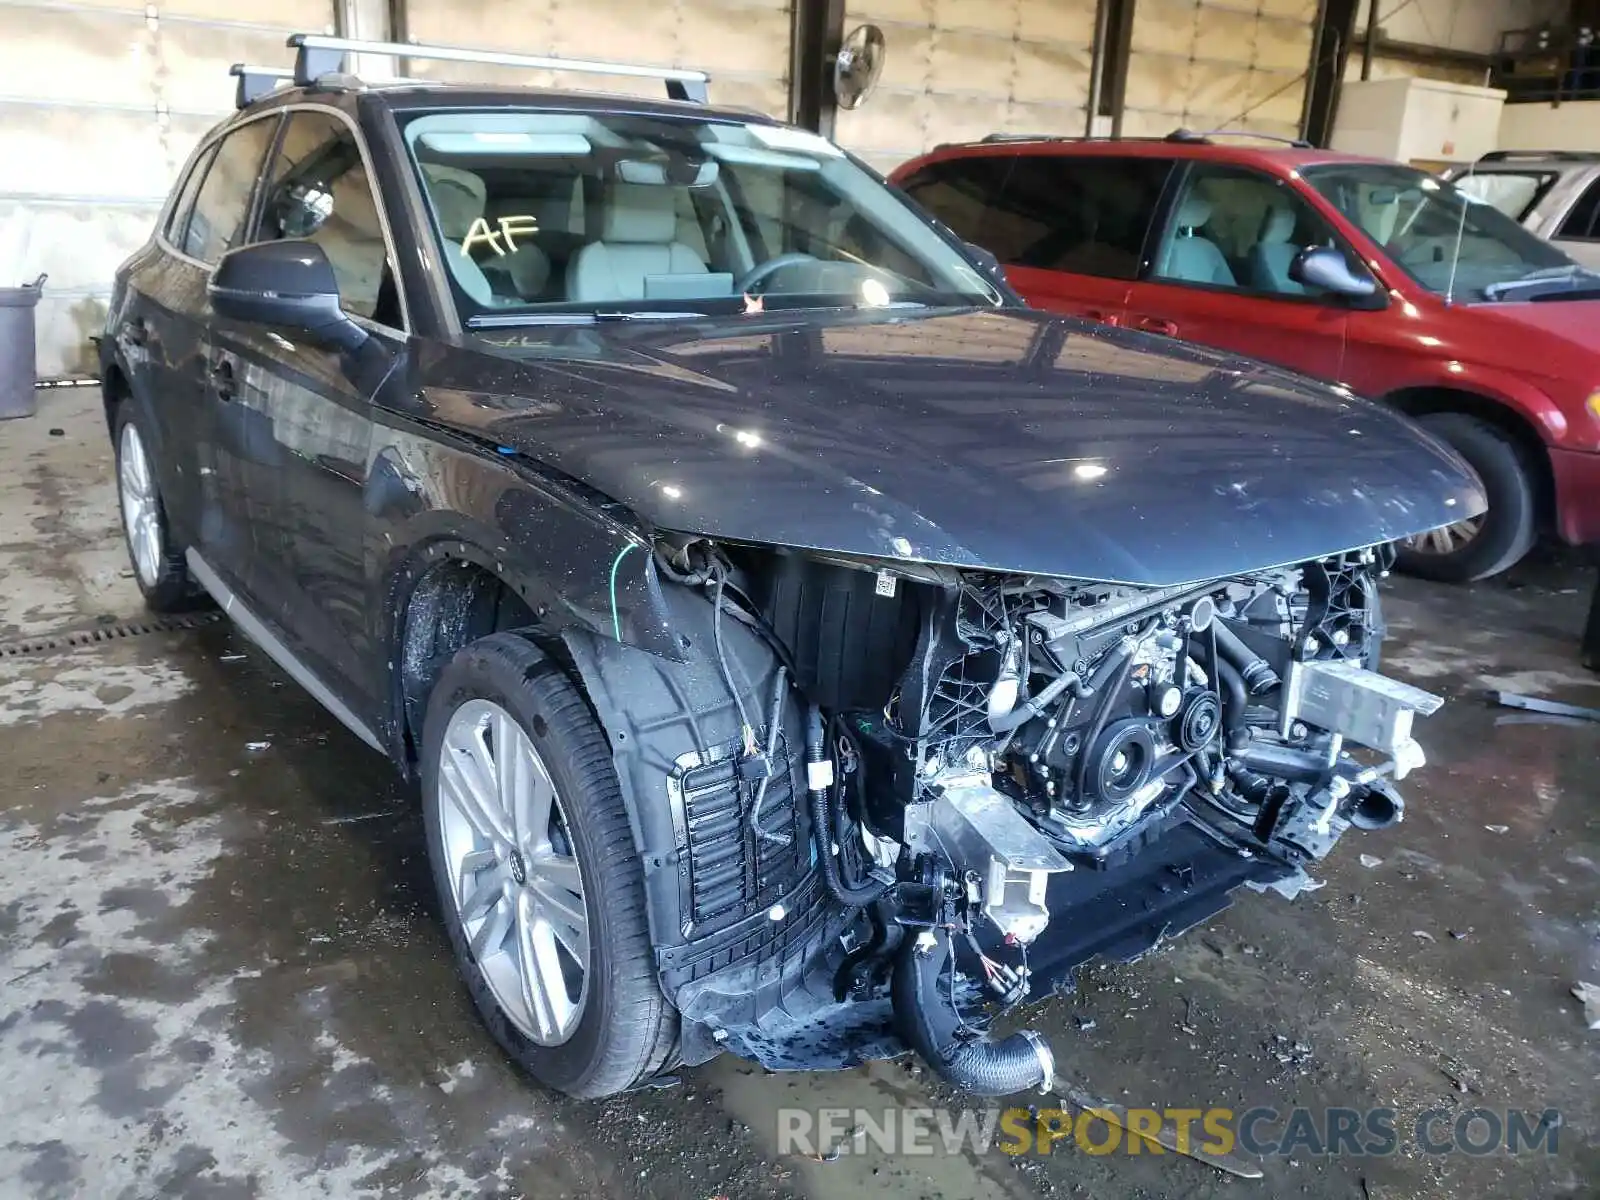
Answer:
[520, 756, 557, 854]
[468, 892, 514, 961]
[440, 738, 512, 844]
[458, 866, 503, 922]
[527, 871, 588, 970]
[492, 710, 529, 845]
[139, 512, 162, 575]
[516, 891, 575, 1040]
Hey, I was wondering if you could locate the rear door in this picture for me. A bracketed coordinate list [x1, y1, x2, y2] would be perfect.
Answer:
[208, 106, 405, 714]
[113, 140, 218, 542]
[1122, 162, 1351, 383]
[898, 153, 1170, 326]
[1551, 174, 1600, 270]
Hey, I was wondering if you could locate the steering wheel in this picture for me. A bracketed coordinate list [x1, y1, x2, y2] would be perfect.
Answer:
[735, 252, 819, 295]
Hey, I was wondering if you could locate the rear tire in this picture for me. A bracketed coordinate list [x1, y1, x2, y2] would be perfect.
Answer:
[421, 632, 676, 1098]
[1395, 413, 1537, 583]
[112, 404, 205, 613]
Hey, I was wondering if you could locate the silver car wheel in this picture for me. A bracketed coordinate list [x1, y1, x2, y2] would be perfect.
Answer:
[1403, 515, 1485, 557]
[118, 421, 162, 588]
[436, 698, 589, 1046]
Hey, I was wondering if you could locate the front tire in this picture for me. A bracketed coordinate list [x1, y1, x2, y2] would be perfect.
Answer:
[113, 404, 203, 612]
[421, 632, 676, 1098]
[1395, 413, 1537, 583]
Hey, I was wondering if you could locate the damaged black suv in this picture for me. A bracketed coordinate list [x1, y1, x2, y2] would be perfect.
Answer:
[101, 35, 1484, 1099]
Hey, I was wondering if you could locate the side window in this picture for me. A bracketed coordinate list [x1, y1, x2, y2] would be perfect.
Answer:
[1557, 177, 1600, 241]
[164, 143, 218, 244]
[183, 117, 279, 264]
[996, 156, 1169, 279]
[898, 157, 1011, 251]
[1153, 164, 1346, 297]
[254, 111, 396, 324]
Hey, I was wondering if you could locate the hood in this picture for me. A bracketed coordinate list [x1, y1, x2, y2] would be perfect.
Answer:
[420, 308, 1484, 587]
[1472, 298, 1600, 350]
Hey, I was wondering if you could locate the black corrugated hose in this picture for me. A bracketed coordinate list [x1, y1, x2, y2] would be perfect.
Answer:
[891, 926, 1055, 1096]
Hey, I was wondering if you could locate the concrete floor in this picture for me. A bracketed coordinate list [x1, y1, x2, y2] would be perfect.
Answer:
[1, 386, 1597, 1199]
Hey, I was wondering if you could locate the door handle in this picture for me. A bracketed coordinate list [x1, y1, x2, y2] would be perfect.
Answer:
[1133, 316, 1179, 337]
[209, 357, 237, 402]
[123, 318, 149, 348]
[1084, 309, 1121, 326]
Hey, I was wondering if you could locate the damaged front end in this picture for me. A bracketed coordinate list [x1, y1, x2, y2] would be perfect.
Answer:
[567, 539, 1442, 1095]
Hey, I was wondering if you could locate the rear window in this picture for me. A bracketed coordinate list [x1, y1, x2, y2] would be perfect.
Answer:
[1450, 170, 1557, 222]
[900, 153, 1170, 280]
[1557, 177, 1600, 240]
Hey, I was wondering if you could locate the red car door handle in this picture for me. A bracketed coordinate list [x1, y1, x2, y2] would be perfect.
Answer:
[1084, 309, 1121, 326]
[1133, 316, 1179, 336]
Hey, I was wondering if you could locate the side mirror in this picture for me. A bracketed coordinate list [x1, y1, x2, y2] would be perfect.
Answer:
[209, 241, 366, 351]
[965, 240, 1004, 278]
[1289, 246, 1383, 307]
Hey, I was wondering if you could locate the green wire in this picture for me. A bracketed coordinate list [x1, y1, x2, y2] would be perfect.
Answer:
[609, 542, 641, 642]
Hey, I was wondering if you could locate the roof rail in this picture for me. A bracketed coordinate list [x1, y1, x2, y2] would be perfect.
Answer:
[230, 63, 295, 109]
[978, 132, 1082, 143]
[286, 34, 710, 103]
[1169, 127, 1314, 149]
[1479, 149, 1600, 162]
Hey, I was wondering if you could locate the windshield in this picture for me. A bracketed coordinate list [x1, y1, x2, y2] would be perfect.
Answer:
[399, 110, 1003, 324]
[1302, 163, 1577, 302]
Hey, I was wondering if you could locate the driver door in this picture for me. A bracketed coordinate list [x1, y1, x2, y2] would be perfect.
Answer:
[1122, 164, 1351, 385]
[207, 108, 404, 715]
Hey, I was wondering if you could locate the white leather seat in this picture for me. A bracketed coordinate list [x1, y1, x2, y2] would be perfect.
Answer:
[567, 183, 707, 303]
[1158, 193, 1236, 287]
[1248, 199, 1306, 294]
[421, 164, 551, 305]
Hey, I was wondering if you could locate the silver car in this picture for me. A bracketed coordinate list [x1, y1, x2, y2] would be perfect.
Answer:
[1446, 151, 1600, 268]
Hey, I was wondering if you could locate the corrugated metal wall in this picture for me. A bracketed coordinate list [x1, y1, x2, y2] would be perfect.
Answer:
[1121, 0, 1316, 141]
[403, 0, 792, 117]
[833, 0, 1097, 173]
[0, 0, 337, 375]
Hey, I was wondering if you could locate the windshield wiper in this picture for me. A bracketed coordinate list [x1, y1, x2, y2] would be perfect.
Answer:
[466, 310, 705, 329]
[1482, 265, 1600, 302]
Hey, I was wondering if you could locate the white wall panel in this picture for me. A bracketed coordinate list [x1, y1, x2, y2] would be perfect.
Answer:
[836, 0, 1096, 174]
[404, 0, 791, 118]
[1122, 0, 1316, 142]
[0, 1, 338, 375]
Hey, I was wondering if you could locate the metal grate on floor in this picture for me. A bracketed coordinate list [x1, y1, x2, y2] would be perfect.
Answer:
[0, 611, 223, 658]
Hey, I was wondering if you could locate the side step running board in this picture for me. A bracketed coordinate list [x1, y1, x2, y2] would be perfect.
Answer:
[185, 550, 385, 754]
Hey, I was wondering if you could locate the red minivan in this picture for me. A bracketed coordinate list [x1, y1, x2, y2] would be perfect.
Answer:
[892, 135, 1600, 581]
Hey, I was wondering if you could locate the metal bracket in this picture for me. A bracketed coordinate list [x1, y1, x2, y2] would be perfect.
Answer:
[903, 778, 1072, 944]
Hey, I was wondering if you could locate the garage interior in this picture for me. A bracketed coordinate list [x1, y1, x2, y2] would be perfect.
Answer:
[1, 0, 1599, 1196]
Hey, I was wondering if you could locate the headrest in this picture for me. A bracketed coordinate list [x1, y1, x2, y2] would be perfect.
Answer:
[1261, 199, 1297, 243]
[421, 164, 486, 240]
[601, 182, 678, 244]
[1175, 193, 1212, 231]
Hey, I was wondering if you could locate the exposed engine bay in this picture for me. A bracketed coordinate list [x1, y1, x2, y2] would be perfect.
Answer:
[571, 538, 1444, 1096]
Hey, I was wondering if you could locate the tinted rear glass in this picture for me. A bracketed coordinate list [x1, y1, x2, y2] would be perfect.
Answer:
[901, 153, 1170, 280]
[1558, 177, 1600, 239]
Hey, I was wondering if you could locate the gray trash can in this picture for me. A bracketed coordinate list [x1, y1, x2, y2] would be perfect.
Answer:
[0, 274, 45, 420]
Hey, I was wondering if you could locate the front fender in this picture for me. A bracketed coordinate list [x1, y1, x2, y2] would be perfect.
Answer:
[1385, 364, 1569, 447]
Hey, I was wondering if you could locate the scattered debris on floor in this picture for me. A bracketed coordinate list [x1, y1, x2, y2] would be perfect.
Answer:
[1490, 690, 1600, 723]
[1485, 824, 1509, 834]
[246, 740, 271, 752]
[1359, 854, 1383, 868]
[1574, 981, 1600, 1030]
